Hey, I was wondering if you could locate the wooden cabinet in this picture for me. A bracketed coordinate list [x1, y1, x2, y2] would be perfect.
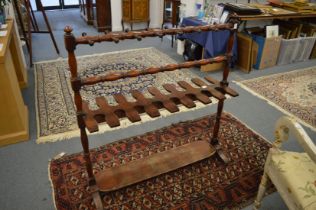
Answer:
[80, 0, 112, 32]
[93, 0, 112, 32]
[0, 20, 29, 147]
[122, 0, 150, 31]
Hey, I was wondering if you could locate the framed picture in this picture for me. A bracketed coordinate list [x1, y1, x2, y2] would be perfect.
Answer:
[266, 25, 279, 38]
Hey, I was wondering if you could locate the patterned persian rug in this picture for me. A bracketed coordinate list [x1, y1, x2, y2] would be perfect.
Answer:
[35, 48, 204, 143]
[235, 68, 316, 131]
[49, 112, 273, 210]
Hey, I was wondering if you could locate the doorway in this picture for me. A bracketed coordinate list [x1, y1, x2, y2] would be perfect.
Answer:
[39, 0, 79, 10]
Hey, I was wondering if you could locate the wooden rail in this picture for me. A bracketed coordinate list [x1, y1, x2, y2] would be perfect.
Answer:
[80, 56, 227, 86]
[70, 23, 235, 46]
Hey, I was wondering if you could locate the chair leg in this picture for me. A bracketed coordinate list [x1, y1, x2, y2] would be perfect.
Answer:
[253, 172, 270, 210]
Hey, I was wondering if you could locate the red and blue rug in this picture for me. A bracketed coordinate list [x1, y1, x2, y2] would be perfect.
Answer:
[49, 113, 272, 209]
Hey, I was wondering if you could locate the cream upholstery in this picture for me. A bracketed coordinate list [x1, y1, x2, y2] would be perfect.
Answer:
[253, 116, 316, 210]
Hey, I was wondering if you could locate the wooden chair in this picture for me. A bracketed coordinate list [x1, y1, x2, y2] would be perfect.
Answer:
[254, 116, 316, 210]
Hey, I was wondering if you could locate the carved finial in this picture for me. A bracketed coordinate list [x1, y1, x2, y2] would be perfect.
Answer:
[64, 26, 73, 34]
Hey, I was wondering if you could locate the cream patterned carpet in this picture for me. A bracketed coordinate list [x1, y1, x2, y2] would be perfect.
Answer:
[35, 48, 212, 143]
[235, 67, 316, 131]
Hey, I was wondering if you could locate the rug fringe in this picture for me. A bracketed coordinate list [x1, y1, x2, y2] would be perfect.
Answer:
[233, 80, 316, 132]
[235, 67, 314, 83]
[36, 101, 221, 144]
[34, 64, 42, 142]
[48, 161, 58, 210]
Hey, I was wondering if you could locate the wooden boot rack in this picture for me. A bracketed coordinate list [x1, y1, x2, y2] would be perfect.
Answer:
[64, 21, 239, 209]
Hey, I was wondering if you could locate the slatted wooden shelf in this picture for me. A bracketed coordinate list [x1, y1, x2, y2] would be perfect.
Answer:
[83, 77, 238, 133]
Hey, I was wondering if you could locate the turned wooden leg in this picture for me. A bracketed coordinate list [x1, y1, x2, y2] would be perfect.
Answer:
[211, 99, 229, 163]
[253, 172, 270, 210]
[121, 20, 124, 32]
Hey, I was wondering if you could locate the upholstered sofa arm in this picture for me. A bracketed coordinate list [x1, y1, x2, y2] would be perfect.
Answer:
[273, 116, 316, 163]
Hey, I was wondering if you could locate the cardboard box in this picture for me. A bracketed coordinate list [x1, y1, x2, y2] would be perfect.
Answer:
[252, 35, 282, 70]
[236, 32, 256, 73]
[200, 49, 225, 72]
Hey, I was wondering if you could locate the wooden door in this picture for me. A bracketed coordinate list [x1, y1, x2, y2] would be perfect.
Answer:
[132, 0, 149, 21]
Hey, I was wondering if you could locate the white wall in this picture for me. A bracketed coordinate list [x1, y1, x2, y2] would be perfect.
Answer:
[110, 0, 270, 31]
[111, 0, 123, 31]
[111, 0, 163, 32]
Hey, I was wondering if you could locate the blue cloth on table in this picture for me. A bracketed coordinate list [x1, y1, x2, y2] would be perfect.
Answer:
[178, 17, 237, 64]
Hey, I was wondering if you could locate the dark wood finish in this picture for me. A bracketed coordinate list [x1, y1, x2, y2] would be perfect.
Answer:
[81, 77, 237, 133]
[93, 0, 112, 32]
[80, 0, 112, 31]
[96, 141, 216, 192]
[80, 0, 93, 25]
[162, 0, 181, 47]
[76, 23, 235, 45]
[81, 56, 227, 85]
[163, 0, 181, 27]
[64, 22, 238, 209]
[122, 0, 150, 31]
